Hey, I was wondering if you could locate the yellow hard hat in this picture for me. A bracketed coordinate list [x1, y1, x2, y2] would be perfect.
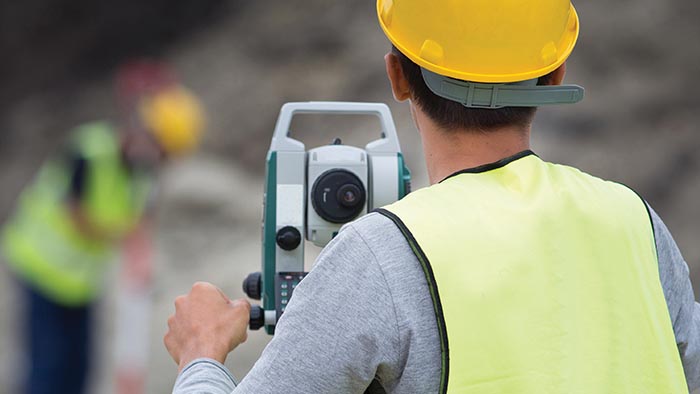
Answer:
[377, 0, 580, 83]
[138, 86, 205, 156]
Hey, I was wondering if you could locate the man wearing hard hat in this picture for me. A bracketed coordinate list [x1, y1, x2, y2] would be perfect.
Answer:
[165, 1, 700, 393]
[1, 61, 205, 394]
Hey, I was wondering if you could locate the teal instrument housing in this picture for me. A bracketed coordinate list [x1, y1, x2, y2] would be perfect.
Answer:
[243, 102, 411, 335]
[398, 152, 412, 198]
[262, 151, 278, 335]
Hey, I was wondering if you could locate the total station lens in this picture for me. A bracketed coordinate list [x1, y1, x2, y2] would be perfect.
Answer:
[338, 184, 361, 207]
[311, 169, 366, 223]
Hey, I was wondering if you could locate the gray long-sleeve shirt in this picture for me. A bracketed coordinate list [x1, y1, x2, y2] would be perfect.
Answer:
[173, 208, 700, 393]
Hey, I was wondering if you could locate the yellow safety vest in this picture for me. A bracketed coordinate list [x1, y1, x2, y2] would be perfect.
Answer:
[2, 122, 151, 306]
[379, 151, 686, 394]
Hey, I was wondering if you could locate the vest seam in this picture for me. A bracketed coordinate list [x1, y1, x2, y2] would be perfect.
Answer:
[613, 183, 681, 332]
[610, 182, 663, 284]
[612, 182, 688, 383]
[375, 208, 450, 394]
[344, 223, 404, 381]
[615, 184, 658, 259]
[439, 149, 537, 183]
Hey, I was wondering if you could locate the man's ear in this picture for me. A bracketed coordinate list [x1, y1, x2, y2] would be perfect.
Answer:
[544, 63, 567, 86]
[385, 52, 411, 102]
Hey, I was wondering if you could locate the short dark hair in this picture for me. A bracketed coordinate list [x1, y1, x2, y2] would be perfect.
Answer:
[392, 46, 554, 132]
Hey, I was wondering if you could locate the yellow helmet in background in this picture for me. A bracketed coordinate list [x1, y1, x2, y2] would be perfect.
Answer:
[377, 0, 580, 83]
[138, 86, 205, 157]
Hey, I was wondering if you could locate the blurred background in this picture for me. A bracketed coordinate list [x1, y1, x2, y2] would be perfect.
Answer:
[0, 0, 698, 392]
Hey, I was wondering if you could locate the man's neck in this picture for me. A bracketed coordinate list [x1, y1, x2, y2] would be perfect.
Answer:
[412, 105, 532, 184]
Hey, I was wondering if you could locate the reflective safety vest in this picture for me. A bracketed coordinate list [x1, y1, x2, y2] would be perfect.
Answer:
[2, 122, 151, 306]
[378, 151, 687, 394]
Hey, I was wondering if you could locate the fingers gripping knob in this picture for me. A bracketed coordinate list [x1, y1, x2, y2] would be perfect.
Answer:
[248, 305, 265, 330]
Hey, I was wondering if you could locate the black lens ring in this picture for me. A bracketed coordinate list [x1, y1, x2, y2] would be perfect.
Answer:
[310, 169, 366, 224]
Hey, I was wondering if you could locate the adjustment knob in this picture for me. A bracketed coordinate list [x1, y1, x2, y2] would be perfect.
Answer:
[249, 305, 264, 330]
[276, 226, 302, 251]
[242, 272, 262, 300]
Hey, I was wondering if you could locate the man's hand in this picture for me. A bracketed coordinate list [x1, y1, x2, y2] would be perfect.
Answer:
[164, 282, 250, 372]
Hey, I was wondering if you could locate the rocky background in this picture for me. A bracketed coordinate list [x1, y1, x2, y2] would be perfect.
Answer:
[0, 0, 698, 392]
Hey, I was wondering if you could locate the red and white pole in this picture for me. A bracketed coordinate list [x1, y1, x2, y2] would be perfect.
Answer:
[115, 221, 154, 394]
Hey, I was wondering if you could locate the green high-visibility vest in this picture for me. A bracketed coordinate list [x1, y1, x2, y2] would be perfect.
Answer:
[378, 151, 687, 393]
[2, 122, 151, 306]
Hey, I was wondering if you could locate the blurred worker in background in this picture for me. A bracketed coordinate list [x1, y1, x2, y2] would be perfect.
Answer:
[1, 60, 205, 394]
[165, 0, 700, 393]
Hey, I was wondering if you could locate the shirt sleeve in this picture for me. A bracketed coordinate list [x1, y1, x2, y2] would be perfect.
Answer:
[172, 358, 237, 394]
[651, 207, 700, 391]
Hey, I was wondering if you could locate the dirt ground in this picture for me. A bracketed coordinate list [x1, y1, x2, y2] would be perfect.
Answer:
[0, 1, 699, 392]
